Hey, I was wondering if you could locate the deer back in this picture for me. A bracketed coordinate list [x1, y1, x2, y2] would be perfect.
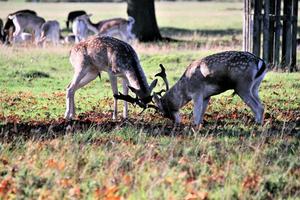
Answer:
[70, 36, 150, 96]
[12, 13, 45, 29]
[182, 51, 265, 95]
[97, 18, 128, 33]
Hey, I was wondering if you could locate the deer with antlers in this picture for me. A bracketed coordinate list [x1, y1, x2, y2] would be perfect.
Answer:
[116, 51, 268, 127]
[64, 35, 158, 120]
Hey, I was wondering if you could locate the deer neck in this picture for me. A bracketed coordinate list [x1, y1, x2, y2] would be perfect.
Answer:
[125, 62, 150, 99]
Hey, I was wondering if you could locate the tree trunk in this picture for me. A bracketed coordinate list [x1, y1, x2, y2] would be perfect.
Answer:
[127, 0, 162, 42]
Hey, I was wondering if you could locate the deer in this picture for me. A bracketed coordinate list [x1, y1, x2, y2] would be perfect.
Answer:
[153, 51, 268, 127]
[115, 51, 268, 127]
[66, 10, 87, 30]
[75, 14, 135, 43]
[3, 9, 37, 45]
[72, 17, 88, 43]
[8, 12, 45, 45]
[38, 20, 60, 47]
[64, 35, 158, 120]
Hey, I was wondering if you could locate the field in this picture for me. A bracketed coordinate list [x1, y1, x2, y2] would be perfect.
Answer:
[0, 2, 300, 200]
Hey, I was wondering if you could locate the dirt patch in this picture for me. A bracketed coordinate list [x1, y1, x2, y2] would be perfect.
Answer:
[0, 111, 299, 141]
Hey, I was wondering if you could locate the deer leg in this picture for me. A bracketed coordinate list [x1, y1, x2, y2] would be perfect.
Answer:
[200, 97, 210, 122]
[251, 80, 264, 121]
[65, 69, 97, 119]
[109, 74, 118, 120]
[12, 25, 22, 43]
[122, 79, 129, 119]
[237, 89, 264, 124]
[36, 29, 42, 45]
[193, 94, 204, 125]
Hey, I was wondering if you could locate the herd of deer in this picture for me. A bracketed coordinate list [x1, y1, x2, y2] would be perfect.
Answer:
[0, 9, 135, 46]
[1, 10, 268, 128]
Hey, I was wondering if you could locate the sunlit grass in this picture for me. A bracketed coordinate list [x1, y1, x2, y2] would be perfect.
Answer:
[0, 1, 299, 199]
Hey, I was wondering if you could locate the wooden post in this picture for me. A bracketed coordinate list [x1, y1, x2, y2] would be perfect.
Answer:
[274, 0, 282, 67]
[253, 0, 262, 57]
[281, 0, 293, 70]
[291, 0, 298, 71]
[263, 0, 271, 63]
[243, 0, 251, 51]
[269, 0, 275, 65]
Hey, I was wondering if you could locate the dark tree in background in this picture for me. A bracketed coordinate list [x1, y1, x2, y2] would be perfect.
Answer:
[127, 0, 162, 42]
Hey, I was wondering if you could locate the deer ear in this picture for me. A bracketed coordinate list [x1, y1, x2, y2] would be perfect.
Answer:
[149, 79, 158, 92]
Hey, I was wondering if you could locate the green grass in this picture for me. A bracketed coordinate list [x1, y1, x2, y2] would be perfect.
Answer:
[0, 2, 300, 199]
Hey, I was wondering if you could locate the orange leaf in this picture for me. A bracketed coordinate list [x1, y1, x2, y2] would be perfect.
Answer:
[69, 186, 81, 197]
[58, 178, 73, 188]
[123, 175, 132, 185]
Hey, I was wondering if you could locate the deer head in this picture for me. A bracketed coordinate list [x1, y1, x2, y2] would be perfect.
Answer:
[114, 64, 169, 111]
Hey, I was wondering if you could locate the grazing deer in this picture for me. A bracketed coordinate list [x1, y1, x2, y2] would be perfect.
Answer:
[76, 14, 135, 42]
[72, 18, 88, 43]
[3, 9, 37, 45]
[8, 12, 45, 45]
[64, 36, 158, 120]
[66, 10, 87, 30]
[38, 20, 60, 47]
[151, 51, 268, 126]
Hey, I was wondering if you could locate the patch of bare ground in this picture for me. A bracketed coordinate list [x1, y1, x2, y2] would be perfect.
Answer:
[0, 109, 299, 141]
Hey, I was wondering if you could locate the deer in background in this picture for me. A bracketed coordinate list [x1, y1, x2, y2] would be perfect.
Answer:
[151, 51, 268, 127]
[72, 17, 88, 43]
[3, 9, 37, 45]
[64, 36, 158, 120]
[8, 12, 45, 45]
[76, 14, 135, 43]
[66, 10, 87, 30]
[38, 20, 60, 47]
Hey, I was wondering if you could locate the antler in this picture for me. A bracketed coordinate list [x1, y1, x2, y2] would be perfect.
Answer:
[114, 92, 146, 109]
[155, 64, 169, 91]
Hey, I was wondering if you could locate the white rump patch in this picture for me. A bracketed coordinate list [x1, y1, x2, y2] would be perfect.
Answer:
[200, 63, 210, 77]
[257, 60, 264, 71]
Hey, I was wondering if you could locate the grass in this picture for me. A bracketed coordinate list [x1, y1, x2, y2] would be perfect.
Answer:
[0, 1, 300, 199]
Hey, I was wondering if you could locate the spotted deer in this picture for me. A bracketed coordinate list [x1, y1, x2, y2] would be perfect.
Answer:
[151, 51, 268, 126]
[64, 36, 158, 120]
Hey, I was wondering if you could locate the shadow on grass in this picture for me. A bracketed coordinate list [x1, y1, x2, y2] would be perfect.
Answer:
[0, 111, 299, 142]
[160, 27, 242, 37]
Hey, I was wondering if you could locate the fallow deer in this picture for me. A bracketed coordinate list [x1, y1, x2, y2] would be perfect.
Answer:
[151, 51, 268, 126]
[38, 20, 60, 47]
[8, 12, 45, 45]
[3, 9, 37, 45]
[72, 17, 88, 43]
[76, 14, 135, 43]
[64, 36, 158, 120]
[66, 10, 87, 30]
